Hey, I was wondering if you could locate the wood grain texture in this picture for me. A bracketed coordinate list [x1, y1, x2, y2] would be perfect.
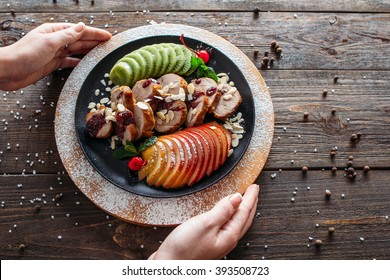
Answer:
[1, 12, 389, 69]
[1, 170, 389, 259]
[1, 0, 390, 13]
[1, 2, 390, 260]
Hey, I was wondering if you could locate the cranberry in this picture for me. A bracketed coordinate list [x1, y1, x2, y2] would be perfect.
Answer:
[86, 114, 106, 137]
[142, 79, 152, 88]
[195, 79, 201, 84]
[128, 156, 144, 171]
[115, 111, 135, 138]
[206, 87, 217, 96]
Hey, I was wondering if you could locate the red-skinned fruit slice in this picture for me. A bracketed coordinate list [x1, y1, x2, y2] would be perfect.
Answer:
[198, 125, 223, 171]
[204, 122, 230, 165]
[190, 126, 217, 176]
[171, 133, 197, 188]
[161, 136, 185, 189]
[182, 131, 207, 186]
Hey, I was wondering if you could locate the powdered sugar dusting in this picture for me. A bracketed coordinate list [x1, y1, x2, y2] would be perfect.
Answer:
[55, 24, 273, 226]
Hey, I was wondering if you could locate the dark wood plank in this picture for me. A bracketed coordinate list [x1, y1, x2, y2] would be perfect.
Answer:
[1, 170, 389, 259]
[1, 69, 389, 173]
[1, 12, 390, 70]
[1, 0, 390, 13]
[261, 69, 390, 170]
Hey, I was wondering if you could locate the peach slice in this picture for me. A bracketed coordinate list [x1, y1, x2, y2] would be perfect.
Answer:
[204, 122, 230, 165]
[198, 125, 223, 171]
[146, 141, 167, 186]
[139, 144, 159, 180]
[154, 138, 175, 187]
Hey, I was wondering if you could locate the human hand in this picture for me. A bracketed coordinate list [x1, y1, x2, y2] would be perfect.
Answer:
[0, 22, 111, 91]
[148, 184, 259, 260]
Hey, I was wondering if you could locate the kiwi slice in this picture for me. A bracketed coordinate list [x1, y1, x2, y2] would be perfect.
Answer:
[178, 46, 193, 76]
[154, 44, 169, 78]
[109, 61, 133, 86]
[118, 57, 141, 86]
[141, 45, 162, 78]
[161, 43, 177, 74]
[126, 52, 147, 80]
[135, 49, 155, 79]
[171, 44, 186, 74]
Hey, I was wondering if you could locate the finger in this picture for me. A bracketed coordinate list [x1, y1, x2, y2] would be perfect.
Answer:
[45, 22, 86, 50]
[239, 194, 258, 238]
[205, 193, 243, 227]
[59, 56, 81, 69]
[220, 184, 259, 234]
[66, 40, 105, 53]
[79, 25, 112, 41]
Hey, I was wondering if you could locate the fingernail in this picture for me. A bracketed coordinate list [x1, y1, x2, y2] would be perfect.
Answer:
[229, 193, 242, 209]
[74, 22, 86, 33]
[249, 184, 260, 192]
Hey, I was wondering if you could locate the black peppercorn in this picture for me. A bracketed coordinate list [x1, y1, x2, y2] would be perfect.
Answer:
[330, 151, 336, 158]
[328, 227, 335, 234]
[270, 57, 275, 65]
[303, 112, 309, 119]
[302, 166, 308, 173]
[262, 56, 270, 64]
[264, 51, 269, 57]
[270, 41, 277, 48]
[315, 239, 322, 247]
[323, 89, 328, 97]
[333, 75, 339, 83]
[254, 7, 260, 15]
[35, 205, 41, 212]
[332, 166, 337, 173]
[276, 47, 283, 53]
[351, 134, 358, 142]
[347, 167, 355, 174]
[325, 189, 332, 198]
[331, 109, 336, 116]
[253, 50, 259, 58]
[346, 160, 353, 167]
[363, 165, 370, 173]
[19, 243, 26, 250]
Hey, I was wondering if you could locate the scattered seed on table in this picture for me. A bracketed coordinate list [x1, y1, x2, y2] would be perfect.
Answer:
[328, 227, 335, 234]
[302, 166, 308, 173]
[351, 134, 358, 142]
[315, 239, 322, 247]
[323, 89, 328, 97]
[303, 112, 309, 119]
[332, 167, 337, 173]
[360, 237, 365, 242]
[341, 193, 345, 198]
[333, 75, 339, 83]
[364, 166, 370, 173]
[325, 189, 332, 198]
[291, 198, 295, 203]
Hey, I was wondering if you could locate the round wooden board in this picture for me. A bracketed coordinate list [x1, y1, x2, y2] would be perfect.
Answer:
[55, 24, 274, 226]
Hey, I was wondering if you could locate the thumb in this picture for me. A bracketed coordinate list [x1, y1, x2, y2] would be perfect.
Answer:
[48, 22, 86, 49]
[207, 193, 242, 227]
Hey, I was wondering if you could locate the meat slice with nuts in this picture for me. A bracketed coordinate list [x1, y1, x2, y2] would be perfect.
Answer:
[191, 77, 221, 113]
[110, 86, 136, 112]
[214, 83, 242, 121]
[132, 78, 162, 111]
[133, 101, 155, 138]
[185, 93, 209, 128]
[155, 99, 187, 134]
[86, 105, 113, 138]
[157, 73, 188, 95]
[115, 108, 139, 145]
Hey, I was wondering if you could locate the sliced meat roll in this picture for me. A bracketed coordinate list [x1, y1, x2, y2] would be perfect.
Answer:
[85, 105, 113, 138]
[115, 109, 139, 145]
[110, 86, 136, 111]
[185, 94, 209, 128]
[191, 77, 221, 113]
[214, 83, 242, 121]
[157, 73, 188, 95]
[155, 100, 187, 134]
[133, 101, 155, 138]
[132, 78, 162, 111]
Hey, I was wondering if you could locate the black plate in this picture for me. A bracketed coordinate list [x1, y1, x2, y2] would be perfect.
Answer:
[75, 35, 255, 198]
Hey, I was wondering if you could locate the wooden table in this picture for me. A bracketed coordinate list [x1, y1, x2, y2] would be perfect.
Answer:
[1, 0, 390, 260]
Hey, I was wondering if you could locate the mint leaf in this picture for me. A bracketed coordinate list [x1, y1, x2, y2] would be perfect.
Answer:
[139, 136, 158, 152]
[112, 147, 138, 160]
[124, 141, 138, 154]
[203, 66, 218, 82]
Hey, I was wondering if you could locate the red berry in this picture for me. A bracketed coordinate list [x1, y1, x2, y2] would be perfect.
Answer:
[128, 156, 144, 171]
[197, 50, 210, 63]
